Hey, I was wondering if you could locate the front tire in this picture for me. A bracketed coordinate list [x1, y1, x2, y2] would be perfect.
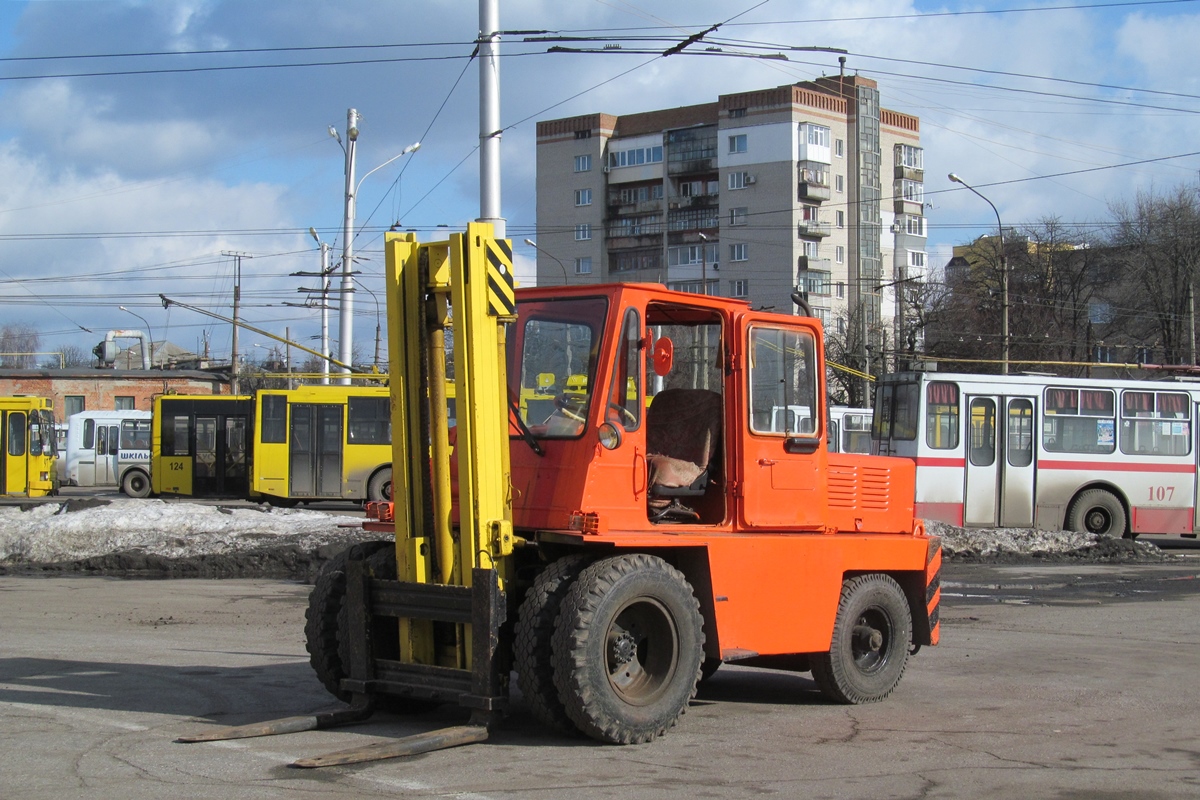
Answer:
[121, 469, 151, 498]
[811, 574, 912, 704]
[1067, 489, 1128, 539]
[551, 554, 703, 744]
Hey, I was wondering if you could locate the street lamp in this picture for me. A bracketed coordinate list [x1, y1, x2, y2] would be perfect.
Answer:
[118, 305, 156, 369]
[291, 228, 335, 384]
[949, 172, 1009, 374]
[523, 239, 569, 285]
[698, 232, 709, 295]
[334, 109, 420, 385]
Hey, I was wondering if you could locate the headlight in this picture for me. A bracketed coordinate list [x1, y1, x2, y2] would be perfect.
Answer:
[598, 422, 623, 450]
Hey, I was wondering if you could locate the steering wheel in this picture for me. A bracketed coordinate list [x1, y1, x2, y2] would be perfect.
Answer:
[608, 402, 637, 427]
[554, 394, 586, 423]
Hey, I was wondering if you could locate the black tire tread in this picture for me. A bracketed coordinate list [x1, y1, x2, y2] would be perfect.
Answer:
[1067, 488, 1128, 539]
[367, 467, 393, 503]
[514, 554, 591, 735]
[551, 553, 703, 744]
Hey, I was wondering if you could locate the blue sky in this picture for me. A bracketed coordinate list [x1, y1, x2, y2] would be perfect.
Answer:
[2, 0, 1199, 363]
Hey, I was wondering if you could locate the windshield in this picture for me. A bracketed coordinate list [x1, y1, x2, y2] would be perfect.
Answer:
[509, 296, 608, 438]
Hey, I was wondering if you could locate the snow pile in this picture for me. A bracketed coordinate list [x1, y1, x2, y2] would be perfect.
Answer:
[926, 519, 1168, 562]
[0, 498, 368, 564]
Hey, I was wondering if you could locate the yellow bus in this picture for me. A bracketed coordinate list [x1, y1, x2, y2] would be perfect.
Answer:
[152, 395, 255, 498]
[1, 396, 59, 498]
[253, 385, 393, 503]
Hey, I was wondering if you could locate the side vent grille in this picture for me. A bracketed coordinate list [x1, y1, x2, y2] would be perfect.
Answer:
[828, 462, 892, 511]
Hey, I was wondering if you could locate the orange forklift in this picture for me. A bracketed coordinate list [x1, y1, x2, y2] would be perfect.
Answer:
[179, 223, 941, 766]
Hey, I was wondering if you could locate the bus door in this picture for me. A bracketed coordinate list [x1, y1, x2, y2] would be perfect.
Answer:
[95, 422, 119, 485]
[2, 410, 27, 495]
[289, 403, 343, 498]
[964, 395, 1036, 527]
[193, 414, 250, 497]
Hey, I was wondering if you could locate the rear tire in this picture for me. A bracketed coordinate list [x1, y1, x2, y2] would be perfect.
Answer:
[812, 574, 912, 704]
[551, 554, 703, 744]
[1067, 489, 1128, 539]
[514, 554, 591, 735]
[121, 469, 151, 498]
[367, 467, 392, 503]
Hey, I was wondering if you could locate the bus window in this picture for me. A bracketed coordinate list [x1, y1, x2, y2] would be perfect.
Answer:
[261, 395, 288, 444]
[1007, 399, 1033, 467]
[968, 398, 996, 467]
[1120, 390, 1191, 456]
[83, 418, 95, 449]
[164, 416, 191, 456]
[348, 396, 390, 444]
[873, 381, 918, 441]
[1043, 387, 1115, 454]
[925, 381, 959, 450]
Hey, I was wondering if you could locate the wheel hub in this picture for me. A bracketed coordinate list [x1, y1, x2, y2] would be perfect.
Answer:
[610, 631, 637, 666]
[853, 623, 884, 653]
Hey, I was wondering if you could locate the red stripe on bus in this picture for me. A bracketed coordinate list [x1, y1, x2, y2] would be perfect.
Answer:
[1131, 506, 1195, 535]
[1038, 460, 1196, 474]
[915, 457, 966, 468]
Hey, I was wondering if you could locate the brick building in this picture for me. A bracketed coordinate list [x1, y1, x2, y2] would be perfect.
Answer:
[0, 368, 231, 420]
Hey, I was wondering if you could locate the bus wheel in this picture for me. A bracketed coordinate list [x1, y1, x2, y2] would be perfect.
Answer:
[514, 554, 591, 735]
[367, 467, 392, 502]
[551, 554, 703, 744]
[811, 574, 912, 705]
[1067, 489, 1128, 538]
[121, 470, 151, 498]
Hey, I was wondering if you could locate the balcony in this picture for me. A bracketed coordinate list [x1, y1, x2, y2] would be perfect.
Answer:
[667, 156, 717, 176]
[798, 180, 831, 202]
[797, 220, 832, 238]
[608, 198, 664, 216]
[796, 256, 832, 274]
[894, 163, 924, 182]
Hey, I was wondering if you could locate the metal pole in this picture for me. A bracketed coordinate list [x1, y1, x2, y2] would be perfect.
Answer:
[223, 252, 253, 393]
[477, 0, 505, 237]
[286, 326, 294, 389]
[698, 232, 708, 295]
[948, 173, 1007, 374]
[321, 242, 331, 385]
[339, 108, 359, 385]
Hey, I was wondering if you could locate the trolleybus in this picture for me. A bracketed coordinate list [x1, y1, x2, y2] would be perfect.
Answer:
[64, 410, 153, 496]
[873, 371, 1200, 538]
[1, 395, 58, 498]
[152, 395, 254, 498]
[829, 406, 874, 454]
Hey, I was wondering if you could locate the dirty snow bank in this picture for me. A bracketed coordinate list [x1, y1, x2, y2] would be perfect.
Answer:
[927, 519, 1171, 562]
[0, 498, 382, 580]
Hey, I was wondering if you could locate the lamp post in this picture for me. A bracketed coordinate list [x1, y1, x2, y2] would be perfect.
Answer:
[332, 109, 419, 384]
[118, 305, 155, 370]
[523, 239, 569, 285]
[949, 172, 1008, 374]
[698, 231, 709, 295]
[293, 228, 335, 384]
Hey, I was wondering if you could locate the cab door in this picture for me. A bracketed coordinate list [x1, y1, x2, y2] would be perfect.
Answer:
[737, 316, 828, 530]
[963, 396, 999, 526]
[96, 424, 119, 485]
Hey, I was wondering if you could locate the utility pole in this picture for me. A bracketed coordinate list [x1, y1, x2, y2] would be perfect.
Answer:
[223, 251, 252, 393]
[477, 0, 505, 238]
[339, 108, 360, 386]
[698, 231, 709, 295]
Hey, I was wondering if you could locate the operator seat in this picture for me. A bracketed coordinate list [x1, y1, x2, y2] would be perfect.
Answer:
[645, 388, 722, 521]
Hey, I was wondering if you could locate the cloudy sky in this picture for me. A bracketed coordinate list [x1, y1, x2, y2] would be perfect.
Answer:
[1, 0, 1198, 365]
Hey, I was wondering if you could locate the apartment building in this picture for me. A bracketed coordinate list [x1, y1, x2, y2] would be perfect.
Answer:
[534, 76, 926, 351]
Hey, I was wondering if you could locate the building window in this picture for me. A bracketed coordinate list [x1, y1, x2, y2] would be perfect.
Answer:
[679, 179, 718, 197]
[668, 244, 718, 267]
[728, 171, 751, 190]
[612, 183, 664, 204]
[895, 144, 923, 170]
[574, 129, 591, 140]
[835, 138, 844, 158]
[910, 251, 926, 269]
[730, 243, 748, 262]
[575, 223, 591, 241]
[730, 279, 748, 298]
[608, 144, 663, 169]
[835, 245, 845, 263]
[611, 248, 661, 273]
[728, 134, 747, 154]
[729, 107, 747, 118]
[901, 214, 927, 236]
[64, 396, 84, 417]
[574, 154, 592, 172]
[835, 210, 845, 228]
[806, 124, 830, 148]
[836, 282, 845, 299]
[798, 269, 831, 296]
[115, 396, 135, 411]
[897, 178, 924, 204]
[575, 257, 592, 275]
[802, 239, 820, 260]
[837, 318, 845, 334]
[801, 204, 819, 222]
[609, 214, 663, 236]
[835, 174, 844, 193]
[729, 207, 748, 226]
[574, 188, 592, 206]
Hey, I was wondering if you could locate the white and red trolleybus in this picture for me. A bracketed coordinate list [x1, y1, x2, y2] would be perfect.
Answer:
[872, 371, 1200, 539]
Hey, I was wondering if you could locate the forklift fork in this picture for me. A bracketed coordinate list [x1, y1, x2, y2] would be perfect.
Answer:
[177, 558, 507, 768]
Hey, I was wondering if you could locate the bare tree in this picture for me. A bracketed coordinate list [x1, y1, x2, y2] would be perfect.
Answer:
[0, 323, 40, 368]
[1108, 186, 1200, 365]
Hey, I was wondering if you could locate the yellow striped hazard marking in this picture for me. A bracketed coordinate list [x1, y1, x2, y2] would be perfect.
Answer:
[485, 238, 516, 318]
